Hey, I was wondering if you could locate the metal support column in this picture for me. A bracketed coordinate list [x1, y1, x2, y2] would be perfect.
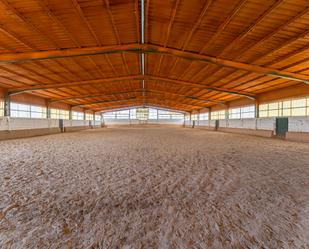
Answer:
[225, 106, 229, 120]
[69, 106, 72, 120]
[4, 93, 10, 117]
[92, 112, 95, 128]
[45, 100, 51, 118]
[255, 101, 260, 118]
[208, 107, 212, 120]
[101, 113, 104, 127]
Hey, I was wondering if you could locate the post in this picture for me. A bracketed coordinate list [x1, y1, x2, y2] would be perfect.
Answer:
[255, 101, 259, 118]
[225, 105, 229, 128]
[92, 111, 95, 128]
[101, 112, 105, 127]
[208, 107, 212, 128]
[129, 109, 131, 125]
[156, 109, 158, 123]
[100, 112, 104, 127]
[69, 106, 72, 120]
[225, 106, 229, 120]
[4, 93, 10, 117]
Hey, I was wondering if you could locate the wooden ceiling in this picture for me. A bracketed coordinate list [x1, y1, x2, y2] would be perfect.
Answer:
[0, 0, 308, 112]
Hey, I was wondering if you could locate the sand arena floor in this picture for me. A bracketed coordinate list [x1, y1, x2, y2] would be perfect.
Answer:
[0, 127, 309, 249]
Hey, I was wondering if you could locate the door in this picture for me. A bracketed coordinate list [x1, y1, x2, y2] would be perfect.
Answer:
[276, 117, 288, 138]
[215, 120, 219, 130]
[59, 119, 64, 132]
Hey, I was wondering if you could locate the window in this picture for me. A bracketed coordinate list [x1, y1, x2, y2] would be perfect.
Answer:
[191, 114, 198, 121]
[72, 111, 84, 120]
[229, 108, 241, 119]
[136, 108, 149, 120]
[10, 103, 46, 118]
[291, 99, 306, 116]
[157, 110, 170, 119]
[85, 113, 93, 121]
[241, 106, 255, 118]
[130, 109, 137, 119]
[229, 105, 255, 119]
[259, 102, 280, 117]
[259, 97, 309, 117]
[95, 115, 101, 121]
[102, 108, 184, 121]
[103, 111, 116, 119]
[0, 101, 4, 116]
[50, 109, 69, 119]
[171, 112, 184, 119]
[199, 112, 209, 120]
[116, 110, 130, 119]
[10, 103, 30, 118]
[148, 108, 158, 119]
[211, 110, 226, 120]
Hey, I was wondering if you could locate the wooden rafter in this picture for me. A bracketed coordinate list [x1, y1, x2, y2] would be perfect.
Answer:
[77, 98, 140, 107]
[0, 0, 59, 48]
[8, 74, 256, 99]
[0, 0, 308, 113]
[76, 95, 206, 109]
[92, 103, 190, 113]
[1, 44, 308, 84]
[154, 0, 181, 74]
[218, 0, 286, 56]
[199, 0, 247, 54]
[49, 89, 225, 105]
[180, 0, 293, 89]
[145, 97, 202, 109]
[103, 0, 131, 75]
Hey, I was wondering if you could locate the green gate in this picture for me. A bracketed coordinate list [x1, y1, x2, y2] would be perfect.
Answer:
[215, 120, 219, 131]
[276, 117, 288, 138]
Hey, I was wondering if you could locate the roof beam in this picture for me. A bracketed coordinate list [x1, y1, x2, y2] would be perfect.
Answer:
[8, 74, 255, 99]
[144, 45, 309, 84]
[49, 89, 142, 103]
[68, 90, 220, 108]
[93, 103, 190, 113]
[8, 75, 142, 94]
[199, 0, 247, 54]
[144, 97, 202, 110]
[91, 103, 144, 111]
[49, 89, 225, 105]
[74, 94, 204, 110]
[147, 75, 256, 99]
[74, 97, 139, 107]
[144, 92, 216, 108]
[0, 43, 140, 63]
[147, 89, 225, 105]
[1, 44, 308, 84]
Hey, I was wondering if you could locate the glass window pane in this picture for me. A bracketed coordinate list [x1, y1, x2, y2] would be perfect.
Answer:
[282, 108, 291, 116]
[259, 104, 268, 111]
[31, 112, 43, 118]
[268, 109, 279, 117]
[268, 102, 279, 110]
[291, 108, 306, 116]
[282, 101, 291, 108]
[259, 110, 268, 117]
[11, 103, 18, 110]
[292, 99, 306, 108]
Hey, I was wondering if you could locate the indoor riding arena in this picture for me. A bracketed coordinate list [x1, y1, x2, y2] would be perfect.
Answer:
[0, 1, 308, 248]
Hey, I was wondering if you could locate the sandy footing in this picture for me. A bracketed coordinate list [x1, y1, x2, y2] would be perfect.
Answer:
[0, 127, 308, 248]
